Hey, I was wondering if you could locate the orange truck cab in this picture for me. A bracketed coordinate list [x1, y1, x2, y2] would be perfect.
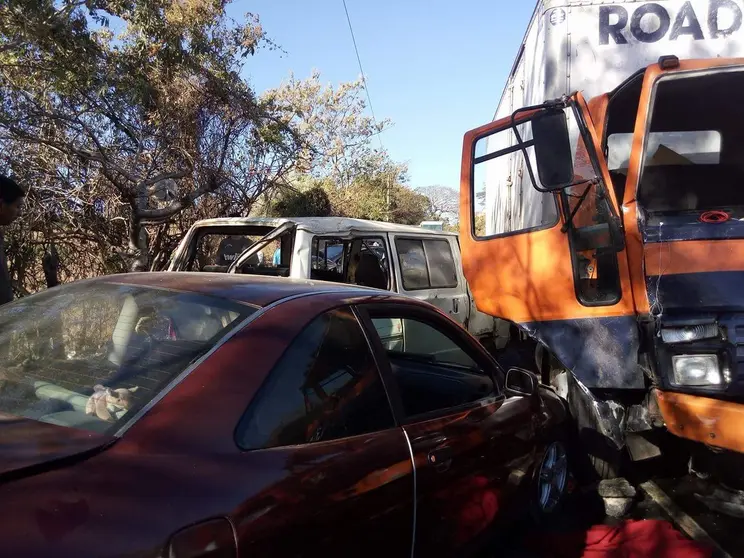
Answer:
[460, 56, 744, 479]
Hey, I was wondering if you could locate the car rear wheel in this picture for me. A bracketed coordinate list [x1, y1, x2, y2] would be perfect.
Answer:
[533, 441, 569, 518]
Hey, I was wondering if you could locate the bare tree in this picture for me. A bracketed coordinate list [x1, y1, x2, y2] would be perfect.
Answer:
[416, 185, 459, 223]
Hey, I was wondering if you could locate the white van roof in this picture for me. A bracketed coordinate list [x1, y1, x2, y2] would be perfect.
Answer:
[190, 217, 459, 237]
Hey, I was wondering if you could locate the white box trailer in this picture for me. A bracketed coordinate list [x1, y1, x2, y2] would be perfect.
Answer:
[484, 0, 744, 237]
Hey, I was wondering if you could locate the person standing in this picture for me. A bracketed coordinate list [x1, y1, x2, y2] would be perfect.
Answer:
[0, 175, 25, 306]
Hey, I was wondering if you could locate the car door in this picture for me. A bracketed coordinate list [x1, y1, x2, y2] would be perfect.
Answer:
[389, 234, 469, 325]
[232, 306, 414, 558]
[357, 302, 540, 557]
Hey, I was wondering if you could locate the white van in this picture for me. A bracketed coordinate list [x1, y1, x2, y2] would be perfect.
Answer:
[168, 217, 510, 347]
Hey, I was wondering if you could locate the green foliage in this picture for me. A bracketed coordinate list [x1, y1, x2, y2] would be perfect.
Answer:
[0, 0, 305, 282]
[0, 1, 438, 288]
[271, 186, 332, 218]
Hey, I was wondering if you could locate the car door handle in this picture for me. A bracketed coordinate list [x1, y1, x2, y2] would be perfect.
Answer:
[452, 298, 459, 313]
[428, 446, 453, 473]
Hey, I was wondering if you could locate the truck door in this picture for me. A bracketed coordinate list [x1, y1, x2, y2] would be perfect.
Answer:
[389, 233, 469, 326]
[459, 99, 641, 390]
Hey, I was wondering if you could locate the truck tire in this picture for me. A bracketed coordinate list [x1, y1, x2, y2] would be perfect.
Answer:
[589, 453, 620, 480]
[571, 432, 622, 481]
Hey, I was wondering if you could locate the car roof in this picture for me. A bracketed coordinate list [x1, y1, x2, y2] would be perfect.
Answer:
[188, 216, 459, 237]
[95, 272, 405, 307]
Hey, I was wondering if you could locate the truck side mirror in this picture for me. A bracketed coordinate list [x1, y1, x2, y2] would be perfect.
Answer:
[531, 110, 575, 191]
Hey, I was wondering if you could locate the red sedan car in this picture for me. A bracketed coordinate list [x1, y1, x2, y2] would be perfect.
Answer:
[0, 273, 568, 558]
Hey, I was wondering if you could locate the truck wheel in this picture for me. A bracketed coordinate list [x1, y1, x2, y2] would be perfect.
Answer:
[572, 434, 622, 481]
[562, 415, 621, 482]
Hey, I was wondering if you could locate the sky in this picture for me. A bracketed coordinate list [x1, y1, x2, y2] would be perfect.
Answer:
[227, 1, 537, 190]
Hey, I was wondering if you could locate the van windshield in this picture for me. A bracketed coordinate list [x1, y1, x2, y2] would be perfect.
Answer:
[0, 282, 252, 435]
[185, 225, 276, 272]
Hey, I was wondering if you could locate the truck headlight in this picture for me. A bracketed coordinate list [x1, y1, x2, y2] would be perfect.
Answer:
[672, 355, 723, 386]
[661, 323, 719, 344]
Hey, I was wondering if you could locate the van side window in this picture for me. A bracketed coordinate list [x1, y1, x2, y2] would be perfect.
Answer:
[311, 236, 390, 290]
[395, 238, 458, 291]
[311, 237, 346, 282]
[237, 307, 394, 450]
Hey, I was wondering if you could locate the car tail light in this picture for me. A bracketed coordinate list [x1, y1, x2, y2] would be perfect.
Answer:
[165, 518, 237, 558]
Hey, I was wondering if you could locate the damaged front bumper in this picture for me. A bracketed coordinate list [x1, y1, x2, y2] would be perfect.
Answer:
[656, 389, 744, 454]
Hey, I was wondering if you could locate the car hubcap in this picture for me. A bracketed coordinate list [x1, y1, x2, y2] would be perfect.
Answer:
[538, 442, 568, 513]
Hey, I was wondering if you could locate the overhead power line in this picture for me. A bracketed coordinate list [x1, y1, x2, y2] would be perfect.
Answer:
[342, 0, 383, 150]
[342, 0, 392, 222]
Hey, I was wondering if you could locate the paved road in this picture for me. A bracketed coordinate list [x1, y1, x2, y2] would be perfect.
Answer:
[487, 474, 741, 558]
[652, 476, 743, 557]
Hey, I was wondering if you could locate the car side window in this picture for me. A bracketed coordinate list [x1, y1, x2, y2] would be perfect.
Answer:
[395, 238, 458, 291]
[237, 307, 394, 450]
[370, 315, 495, 418]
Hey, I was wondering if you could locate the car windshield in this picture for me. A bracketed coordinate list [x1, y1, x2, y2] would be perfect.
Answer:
[0, 282, 253, 435]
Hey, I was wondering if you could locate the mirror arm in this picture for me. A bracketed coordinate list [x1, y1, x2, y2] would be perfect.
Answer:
[560, 179, 597, 233]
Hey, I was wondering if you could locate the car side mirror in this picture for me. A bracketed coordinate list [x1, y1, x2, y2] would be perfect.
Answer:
[531, 110, 575, 191]
[505, 367, 539, 397]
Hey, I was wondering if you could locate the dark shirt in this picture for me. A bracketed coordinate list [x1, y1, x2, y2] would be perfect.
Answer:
[0, 233, 13, 305]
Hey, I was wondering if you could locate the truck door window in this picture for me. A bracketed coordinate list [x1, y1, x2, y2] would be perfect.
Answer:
[234, 232, 293, 277]
[562, 112, 622, 306]
[472, 120, 559, 237]
[395, 238, 458, 291]
[311, 237, 346, 282]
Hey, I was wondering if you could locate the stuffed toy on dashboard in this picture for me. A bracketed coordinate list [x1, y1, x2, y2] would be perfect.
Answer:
[85, 384, 140, 422]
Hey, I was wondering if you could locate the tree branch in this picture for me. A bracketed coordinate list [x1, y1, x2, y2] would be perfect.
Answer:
[137, 179, 218, 224]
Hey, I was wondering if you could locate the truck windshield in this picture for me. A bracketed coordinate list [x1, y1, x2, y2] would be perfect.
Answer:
[637, 69, 744, 215]
[608, 131, 721, 172]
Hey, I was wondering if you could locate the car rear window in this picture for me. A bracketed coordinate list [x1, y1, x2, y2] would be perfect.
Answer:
[0, 282, 253, 434]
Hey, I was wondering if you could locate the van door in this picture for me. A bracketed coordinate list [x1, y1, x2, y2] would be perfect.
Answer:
[460, 98, 640, 389]
[389, 234, 469, 326]
[227, 222, 296, 275]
